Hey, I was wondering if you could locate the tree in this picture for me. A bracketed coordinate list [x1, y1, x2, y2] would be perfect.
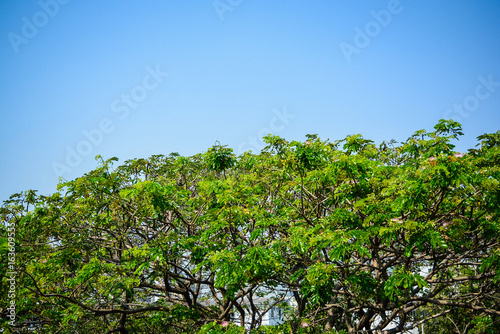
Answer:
[1, 120, 499, 333]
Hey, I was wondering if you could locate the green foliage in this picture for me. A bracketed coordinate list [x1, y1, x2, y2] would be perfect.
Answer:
[205, 142, 236, 173]
[1, 120, 499, 333]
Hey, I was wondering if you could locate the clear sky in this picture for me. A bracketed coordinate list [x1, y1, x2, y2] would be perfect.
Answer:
[1, 0, 499, 202]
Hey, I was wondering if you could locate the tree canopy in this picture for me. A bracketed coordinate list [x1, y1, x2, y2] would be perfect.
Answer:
[1, 120, 499, 333]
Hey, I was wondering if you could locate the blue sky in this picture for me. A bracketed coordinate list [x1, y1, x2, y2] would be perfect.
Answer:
[1, 0, 499, 202]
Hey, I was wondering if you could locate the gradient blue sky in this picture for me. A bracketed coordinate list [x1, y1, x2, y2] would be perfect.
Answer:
[1, 1, 499, 202]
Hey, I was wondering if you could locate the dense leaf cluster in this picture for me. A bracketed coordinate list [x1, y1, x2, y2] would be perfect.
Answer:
[1, 120, 499, 333]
